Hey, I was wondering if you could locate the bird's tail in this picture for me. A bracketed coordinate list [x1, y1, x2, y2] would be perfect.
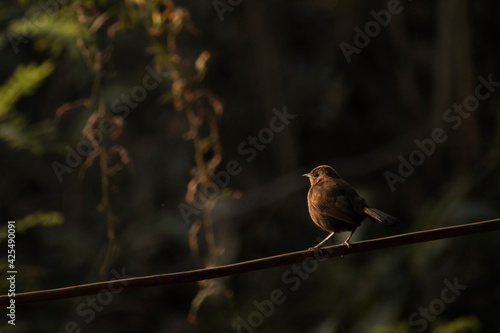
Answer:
[363, 207, 399, 226]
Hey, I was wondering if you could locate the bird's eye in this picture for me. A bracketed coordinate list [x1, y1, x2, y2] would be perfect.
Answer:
[312, 173, 319, 177]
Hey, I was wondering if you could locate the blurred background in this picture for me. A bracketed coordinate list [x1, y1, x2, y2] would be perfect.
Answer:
[0, 0, 499, 332]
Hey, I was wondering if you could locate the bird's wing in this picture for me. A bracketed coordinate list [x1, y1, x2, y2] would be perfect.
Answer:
[310, 180, 363, 227]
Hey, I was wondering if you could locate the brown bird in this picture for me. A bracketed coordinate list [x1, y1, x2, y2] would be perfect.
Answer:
[303, 165, 399, 249]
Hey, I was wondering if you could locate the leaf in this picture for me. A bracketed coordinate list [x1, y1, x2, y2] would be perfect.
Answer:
[0, 210, 64, 242]
[8, 7, 92, 56]
[0, 60, 54, 117]
[0, 116, 61, 154]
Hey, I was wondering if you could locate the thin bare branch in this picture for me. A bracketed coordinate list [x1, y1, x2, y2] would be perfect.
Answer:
[2, 218, 499, 307]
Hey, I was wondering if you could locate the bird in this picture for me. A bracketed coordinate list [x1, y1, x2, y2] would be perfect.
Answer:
[303, 165, 399, 249]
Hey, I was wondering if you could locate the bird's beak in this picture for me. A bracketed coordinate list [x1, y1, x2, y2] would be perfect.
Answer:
[302, 173, 311, 178]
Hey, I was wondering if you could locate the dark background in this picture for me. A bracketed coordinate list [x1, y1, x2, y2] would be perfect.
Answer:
[0, 0, 499, 332]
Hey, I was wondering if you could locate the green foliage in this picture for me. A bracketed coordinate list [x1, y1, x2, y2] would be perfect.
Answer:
[0, 115, 60, 154]
[16, 209, 64, 232]
[0, 60, 54, 116]
[9, 7, 92, 56]
[0, 60, 60, 154]
[0, 210, 63, 243]
[433, 316, 482, 333]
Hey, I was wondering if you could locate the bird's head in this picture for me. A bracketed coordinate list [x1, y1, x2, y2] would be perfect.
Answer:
[302, 165, 341, 186]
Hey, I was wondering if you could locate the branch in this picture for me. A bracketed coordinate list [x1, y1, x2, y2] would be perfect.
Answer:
[2, 218, 500, 307]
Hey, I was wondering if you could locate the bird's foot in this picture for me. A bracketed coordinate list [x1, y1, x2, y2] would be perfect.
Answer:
[309, 246, 325, 256]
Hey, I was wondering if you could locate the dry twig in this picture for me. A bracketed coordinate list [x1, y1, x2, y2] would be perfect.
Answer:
[1, 218, 499, 307]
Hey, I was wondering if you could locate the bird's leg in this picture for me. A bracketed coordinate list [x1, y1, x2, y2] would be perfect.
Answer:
[312, 232, 335, 250]
[342, 229, 356, 248]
